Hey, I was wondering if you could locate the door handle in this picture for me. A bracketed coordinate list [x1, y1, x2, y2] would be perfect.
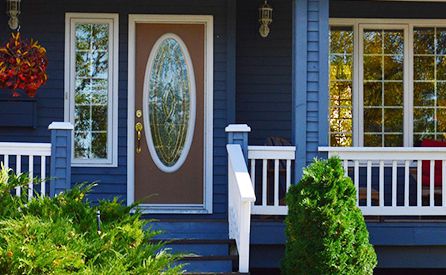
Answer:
[135, 122, 143, 153]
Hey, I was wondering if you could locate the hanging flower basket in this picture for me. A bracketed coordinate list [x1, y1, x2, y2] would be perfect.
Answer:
[0, 32, 48, 97]
[0, 33, 48, 128]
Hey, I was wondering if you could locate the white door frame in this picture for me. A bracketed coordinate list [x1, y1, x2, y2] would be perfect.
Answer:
[127, 14, 214, 214]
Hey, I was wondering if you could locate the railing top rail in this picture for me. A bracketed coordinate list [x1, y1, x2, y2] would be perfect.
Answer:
[0, 142, 51, 156]
[248, 146, 296, 160]
[227, 144, 256, 202]
[319, 146, 446, 160]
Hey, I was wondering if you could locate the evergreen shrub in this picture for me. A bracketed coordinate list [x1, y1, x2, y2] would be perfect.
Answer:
[0, 166, 182, 274]
[283, 157, 377, 274]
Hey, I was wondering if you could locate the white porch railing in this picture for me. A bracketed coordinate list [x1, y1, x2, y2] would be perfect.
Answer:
[0, 142, 51, 199]
[227, 144, 256, 273]
[248, 146, 295, 215]
[319, 146, 446, 216]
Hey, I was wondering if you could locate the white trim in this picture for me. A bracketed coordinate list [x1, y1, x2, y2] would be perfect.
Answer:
[64, 13, 119, 167]
[48, 122, 74, 130]
[143, 33, 196, 173]
[225, 124, 251, 133]
[330, 18, 446, 147]
[127, 14, 214, 214]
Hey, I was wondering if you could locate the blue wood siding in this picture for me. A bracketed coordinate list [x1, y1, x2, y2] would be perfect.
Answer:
[292, 0, 329, 180]
[0, 0, 231, 219]
[236, 0, 292, 146]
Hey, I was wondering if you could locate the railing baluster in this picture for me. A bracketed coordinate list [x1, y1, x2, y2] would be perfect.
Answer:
[343, 160, 348, 177]
[286, 159, 291, 192]
[392, 160, 397, 207]
[354, 160, 359, 206]
[250, 159, 256, 192]
[367, 161, 371, 207]
[15, 155, 21, 196]
[4, 154, 9, 168]
[262, 159, 267, 206]
[41, 156, 46, 197]
[417, 160, 422, 207]
[405, 160, 409, 207]
[430, 160, 435, 207]
[28, 155, 34, 200]
[443, 160, 446, 207]
[379, 160, 384, 207]
[274, 159, 279, 206]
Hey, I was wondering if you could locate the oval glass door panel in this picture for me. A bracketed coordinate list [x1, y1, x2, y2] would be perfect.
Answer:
[144, 33, 196, 173]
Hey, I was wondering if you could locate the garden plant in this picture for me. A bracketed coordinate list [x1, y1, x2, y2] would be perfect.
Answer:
[0, 166, 182, 274]
[283, 157, 377, 274]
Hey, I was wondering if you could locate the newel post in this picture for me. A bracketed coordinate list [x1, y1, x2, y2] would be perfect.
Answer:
[225, 124, 251, 163]
[49, 122, 73, 197]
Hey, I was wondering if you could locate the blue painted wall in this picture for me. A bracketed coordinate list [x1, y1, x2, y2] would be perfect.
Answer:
[236, 0, 292, 146]
[291, 0, 329, 180]
[0, 0, 232, 219]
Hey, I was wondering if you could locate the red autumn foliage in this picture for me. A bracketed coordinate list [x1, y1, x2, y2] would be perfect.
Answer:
[0, 33, 48, 97]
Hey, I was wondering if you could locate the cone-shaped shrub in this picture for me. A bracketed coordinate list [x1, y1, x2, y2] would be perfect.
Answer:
[283, 157, 377, 274]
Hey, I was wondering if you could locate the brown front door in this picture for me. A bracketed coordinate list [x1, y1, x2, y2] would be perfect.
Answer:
[133, 22, 206, 209]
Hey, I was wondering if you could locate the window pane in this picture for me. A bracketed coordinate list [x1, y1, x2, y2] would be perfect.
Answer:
[330, 27, 353, 54]
[73, 23, 110, 160]
[364, 82, 382, 106]
[364, 108, 382, 132]
[414, 82, 435, 106]
[384, 82, 403, 106]
[363, 56, 382, 81]
[364, 30, 382, 54]
[413, 27, 446, 144]
[364, 134, 382, 147]
[384, 108, 403, 132]
[414, 56, 435, 80]
[363, 29, 404, 147]
[414, 28, 435, 54]
[329, 27, 353, 147]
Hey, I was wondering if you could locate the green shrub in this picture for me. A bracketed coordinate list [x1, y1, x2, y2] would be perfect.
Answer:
[0, 166, 183, 274]
[282, 157, 377, 275]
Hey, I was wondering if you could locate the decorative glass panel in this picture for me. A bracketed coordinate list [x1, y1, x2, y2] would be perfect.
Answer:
[329, 27, 353, 147]
[363, 29, 404, 147]
[73, 23, 110, 159]
[413, 27, 446, 145]
[147, 37, 193, 169]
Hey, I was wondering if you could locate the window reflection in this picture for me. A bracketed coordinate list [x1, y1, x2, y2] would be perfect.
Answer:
[73, 23, 109, 159]
[329, 27, 353, 147]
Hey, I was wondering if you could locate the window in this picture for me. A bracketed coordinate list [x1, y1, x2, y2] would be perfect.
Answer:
[329, 19, 446, 147]
[65, 13, 118, 166]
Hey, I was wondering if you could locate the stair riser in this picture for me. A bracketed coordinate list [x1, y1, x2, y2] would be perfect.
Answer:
[166, 243, 228, 256]
[177, 260, 233, 273]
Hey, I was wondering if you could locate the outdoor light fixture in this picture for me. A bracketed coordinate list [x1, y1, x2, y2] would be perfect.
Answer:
[6, 0, 21, 30]
[258, 0, 272, 38]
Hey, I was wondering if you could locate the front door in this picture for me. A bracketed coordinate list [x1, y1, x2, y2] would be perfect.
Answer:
[129, 15, 213, 213]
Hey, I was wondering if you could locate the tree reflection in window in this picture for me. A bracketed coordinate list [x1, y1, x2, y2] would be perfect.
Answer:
[329, 27, 353, 147]
[74, 23, 109, 159]
[413, 27, 446, 145]
[363, 29, 404, 147]
[148, 37, 191, 167]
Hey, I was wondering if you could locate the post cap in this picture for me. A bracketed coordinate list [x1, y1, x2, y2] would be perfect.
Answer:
[48, 122, 74, 130]
[225, 124, 251, 133]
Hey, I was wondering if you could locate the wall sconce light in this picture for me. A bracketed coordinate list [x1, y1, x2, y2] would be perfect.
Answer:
[258, 0, 273, 38]
[6, 0, 21, 30]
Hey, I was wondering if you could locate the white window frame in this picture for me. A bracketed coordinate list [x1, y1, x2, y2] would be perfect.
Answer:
[330, 18, 446, 147]
[64, 13, 119, 167]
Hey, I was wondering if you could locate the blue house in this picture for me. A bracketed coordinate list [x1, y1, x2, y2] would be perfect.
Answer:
[1, 0, 446, 273]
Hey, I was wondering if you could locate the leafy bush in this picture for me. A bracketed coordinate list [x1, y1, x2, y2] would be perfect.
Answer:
[0, 166, 182, 274]
[283, 158, 377, 274]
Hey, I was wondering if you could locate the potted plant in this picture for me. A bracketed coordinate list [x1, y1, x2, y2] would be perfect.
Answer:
[0, 32, 48, 128]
